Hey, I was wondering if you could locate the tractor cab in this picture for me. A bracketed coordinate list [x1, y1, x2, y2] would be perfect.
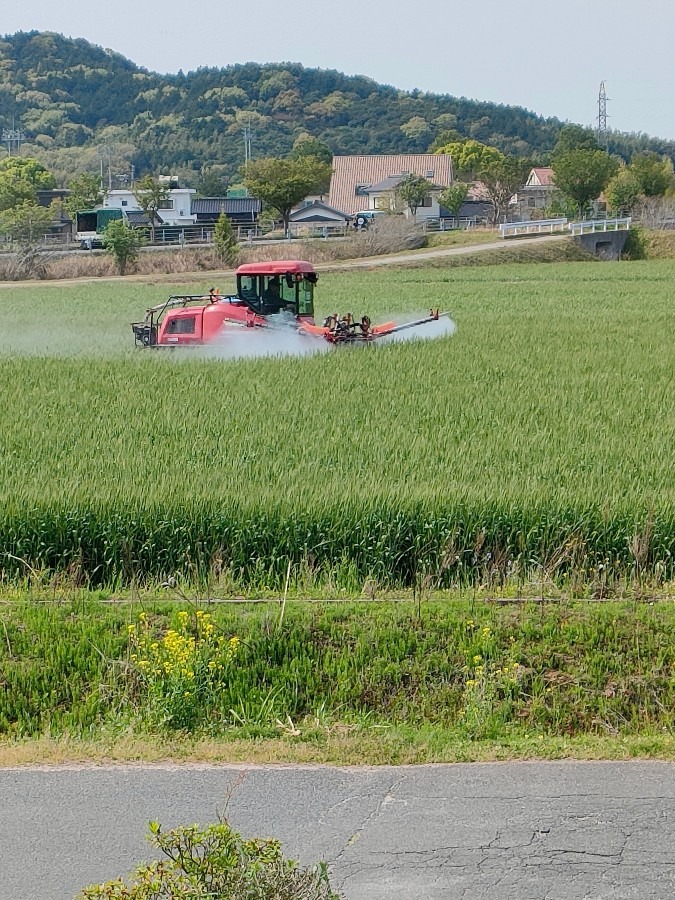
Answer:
[236, 260, 317, 320]
[132, 260, 319, 348]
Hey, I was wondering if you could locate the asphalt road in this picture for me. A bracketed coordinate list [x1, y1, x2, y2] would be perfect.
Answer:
[1, 761, 674, 899]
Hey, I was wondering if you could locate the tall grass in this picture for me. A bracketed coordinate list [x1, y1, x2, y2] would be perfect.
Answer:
[0, 261, 672, 587]
[1, 601, 674, 740]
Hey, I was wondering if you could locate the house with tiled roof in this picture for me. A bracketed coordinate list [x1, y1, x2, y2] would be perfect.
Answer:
[329, 154, 454, 218]
[511, 167, 556, 220]
[289, 200, 351, 229]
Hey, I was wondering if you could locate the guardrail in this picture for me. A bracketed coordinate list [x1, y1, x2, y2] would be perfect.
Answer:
[568, 217, 631, 235]
[422, 217, 482, 232]
[500, 218, 568, 238]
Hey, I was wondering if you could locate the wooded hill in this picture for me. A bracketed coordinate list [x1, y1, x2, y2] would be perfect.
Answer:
[2, 31, 674, 186]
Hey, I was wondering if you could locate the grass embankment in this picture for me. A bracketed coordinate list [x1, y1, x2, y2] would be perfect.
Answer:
[1, 600, 673, 764]
[0, 260, 672, 590]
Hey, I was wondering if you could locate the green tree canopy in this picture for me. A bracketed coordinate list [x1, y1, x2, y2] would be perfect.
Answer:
[428, 129, 464, 153]
[396, 174, 433, 215]
[133, 175, 170, 241]
[65, 173, 103, 219]
[478, 154, 531, 225]
[435, 139, 503, 180]
[438, 183, 469, 220]
[242, 156, 333, 233]
[630, 151, 673, 197]
[196, 167, 229, 198]
[0, 199, 53, 243]
[552, 149, 620, 216]
[604, 167, 643, 216]
[291, 135, 333, 165]
[553, 125, 600, 157]
[0, 156, 56, 211]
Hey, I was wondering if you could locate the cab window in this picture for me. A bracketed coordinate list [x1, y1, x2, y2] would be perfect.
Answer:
[166, 316, 196, 334]
[297, 278, 314, 317]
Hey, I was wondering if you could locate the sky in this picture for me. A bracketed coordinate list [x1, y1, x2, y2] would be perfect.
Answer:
[3, 0, 675, 140]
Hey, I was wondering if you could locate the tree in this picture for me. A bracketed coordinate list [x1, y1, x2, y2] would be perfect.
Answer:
[604, 167, 643, 216]
[553, 125, 599, 157]
[435, 139, 503, 180]
[213, 212, 238, 265]
[291, 135, 333, 165]
[197, 166, 229, 197]
[65, 173, 104, 219]
[0, 200, 53, 243]
[0, 157, 56, 211]
[78, 819, 341, 900]
[428, 129, 463, 153]
[243, 156, 333, 235]
[133, 175, 170, 242]
[438, 183, 469, 223]
[630, 152, 673, 197]
[397, 174, 433, 216]
[400, 116, 430, 140]
[102, 219, 143, 274]
[552, 149, 619, 217]
[478, 155, 531, 225]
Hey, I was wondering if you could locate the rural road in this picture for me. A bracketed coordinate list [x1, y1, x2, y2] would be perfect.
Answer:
[0, 233, 566, 289]
[1, 760, 674, 899]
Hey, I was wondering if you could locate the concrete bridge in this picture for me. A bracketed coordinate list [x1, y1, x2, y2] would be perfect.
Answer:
[501, 217, 632, 259]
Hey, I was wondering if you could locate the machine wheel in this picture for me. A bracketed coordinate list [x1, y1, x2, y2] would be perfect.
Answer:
[355, 215, 368, 228]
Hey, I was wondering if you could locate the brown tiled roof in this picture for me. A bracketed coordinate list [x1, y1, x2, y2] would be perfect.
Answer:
[329, 154, 454, 215]
[527, 167, 554, 187]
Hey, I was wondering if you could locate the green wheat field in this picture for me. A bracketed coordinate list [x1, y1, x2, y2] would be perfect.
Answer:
[0, 259, 673, 590]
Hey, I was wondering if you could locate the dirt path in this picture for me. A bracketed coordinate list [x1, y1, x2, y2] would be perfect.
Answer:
[0, 234, 567, 290]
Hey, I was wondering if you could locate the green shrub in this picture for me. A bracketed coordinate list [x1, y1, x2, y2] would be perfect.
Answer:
[77, 819, 341, 899]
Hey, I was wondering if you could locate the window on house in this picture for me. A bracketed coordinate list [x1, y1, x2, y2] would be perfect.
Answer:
[426, 170, 434, 178]
[121, 200, 128, 207]
[421, 195, 432, 207]
[528, 197, 536, 208]
[158, 199, 174, 210]
[355, 184, 370, 196]
[374, 196, 389, 210]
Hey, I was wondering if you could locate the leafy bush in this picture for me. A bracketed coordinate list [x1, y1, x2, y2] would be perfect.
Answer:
[77, 819, 341, 899]
[213, 212, 238, 266]
[102, 220, 144, 275]
[621, 225, 647, 260]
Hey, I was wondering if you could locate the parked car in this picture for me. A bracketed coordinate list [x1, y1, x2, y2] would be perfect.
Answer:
[353, 210, 386, 228]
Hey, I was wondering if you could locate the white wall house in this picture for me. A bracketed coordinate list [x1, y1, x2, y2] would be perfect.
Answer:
[364, 175, 444, 221]
[103, 188, 197, 226]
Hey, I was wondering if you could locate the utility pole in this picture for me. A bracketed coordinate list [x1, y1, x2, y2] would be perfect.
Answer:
[2, 121, 25, 156]
[243, 117, 253, 172]
[597, 81, 609, 149]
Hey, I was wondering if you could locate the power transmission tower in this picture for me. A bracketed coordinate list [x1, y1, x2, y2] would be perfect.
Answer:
[597, 81, 609, 148]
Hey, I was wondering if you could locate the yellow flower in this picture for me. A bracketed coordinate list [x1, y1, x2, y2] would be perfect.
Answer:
[472, 655, 482, 665]
[127, 624, 136, 633]
[466, 679, 475, 688]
